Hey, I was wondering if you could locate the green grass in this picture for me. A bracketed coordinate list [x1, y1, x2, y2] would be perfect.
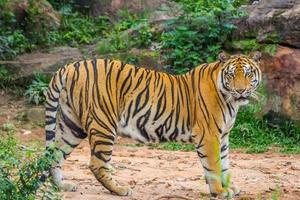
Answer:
[230, 103, 300, 153]
[124, 142, 195, 151]
[149, 142, 195, 151]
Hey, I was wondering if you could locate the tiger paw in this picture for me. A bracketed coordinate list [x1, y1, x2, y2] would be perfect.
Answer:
[111, 186, 133, 196]
[62, 182, 78, 192]
[230, 185, 240, 195]
[210, 188, 234, 200]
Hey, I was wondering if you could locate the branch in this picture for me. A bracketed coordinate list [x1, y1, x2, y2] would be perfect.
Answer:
[154, 195, 193, 200]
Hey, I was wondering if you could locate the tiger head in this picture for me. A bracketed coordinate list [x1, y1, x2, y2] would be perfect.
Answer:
[218, 52, 262, 106]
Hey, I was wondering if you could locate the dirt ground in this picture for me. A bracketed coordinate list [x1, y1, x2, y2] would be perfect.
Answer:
[62, 139, 300, 200]
[1, 93, 300, 200]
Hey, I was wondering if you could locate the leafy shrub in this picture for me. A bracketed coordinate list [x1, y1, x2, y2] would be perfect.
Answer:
[98, 10, 153, 55]
[0, 0, 32, 60]
[160, 26, 204, 74]
[0, 0, 111, 60]
[0, 66, 18, 89]
[232, 0, 250, 7]
[25, 74, 51, 105]
[60, 14, 111, 46]
[134, 22, 153, 48]
[160, 0, 243, 74]
[0, 31, 33, 60]
[98, 33, 131, 54]
[0, 129, 60, 200]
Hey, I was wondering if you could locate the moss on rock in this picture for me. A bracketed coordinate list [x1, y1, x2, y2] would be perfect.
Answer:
[227, 38, 278, 56]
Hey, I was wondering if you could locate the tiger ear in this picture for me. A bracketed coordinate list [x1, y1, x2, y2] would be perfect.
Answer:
[218, 51, 230, 63]
[249, 51, 262, 63]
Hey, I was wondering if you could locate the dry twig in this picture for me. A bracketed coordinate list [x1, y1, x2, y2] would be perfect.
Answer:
[154, 195, 193, 200]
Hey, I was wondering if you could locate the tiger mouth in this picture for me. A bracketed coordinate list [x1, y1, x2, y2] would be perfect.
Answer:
[235, 97, 248, 101]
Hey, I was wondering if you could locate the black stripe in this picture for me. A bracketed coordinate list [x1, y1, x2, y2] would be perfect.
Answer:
[136, 109, 151, 141]
[133, 80, 150, 117]
[212, 115, 222, 134]
[46, 130, 55, 140]
[94, 140, 114, 146]
[92, 59, 101, 109]
[221, 144, 229, 152]
[153, 90, 166, 121]
[98, 97, 117, 130]
[61, 137, 78, 148]
[124, 101, 133, 127]
[45, 106, 57, 112]
[221, 132, 229, 140]
[203, 166, 212, 172]
[221, 154, 227, 160]
[45, 116, 56, 125]
[196, 130, 205, 149]
[89, 128, 115, 142]
[133, 71, 144, 90]
[90, 107, 113, 133]
[93, 150, 112, 163]
[119, 69, 133, 102]
[61, 110, 87, 139]
[197, 151, 207, 158]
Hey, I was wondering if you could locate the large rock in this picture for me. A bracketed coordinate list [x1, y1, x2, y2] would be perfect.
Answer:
[2, 45, 163, 81]
[2, 0, 61, 31]
[3, 46, 83, 78]
[230, 0, 300, 124]
[260, 46, 300, 123]
[233, 0, 300, 48]
[74, 0, 176, 17]
[26, 0, 61, 31]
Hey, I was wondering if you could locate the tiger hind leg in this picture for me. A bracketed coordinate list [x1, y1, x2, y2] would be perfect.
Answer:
[88, 121, 132, 196]
[48, 105, 87, 192]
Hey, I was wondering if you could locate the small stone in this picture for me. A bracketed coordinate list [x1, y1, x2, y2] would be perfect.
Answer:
[283, 161, 292, 166]
[291, 164, 300, 171]
[269, 187, 276, 191]
[21, 129, 32, 135]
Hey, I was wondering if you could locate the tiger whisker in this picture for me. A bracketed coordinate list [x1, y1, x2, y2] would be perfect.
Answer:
[225, 95, 232, 103]
[250, 93, 260, 101]
[252, 91, 264, 98]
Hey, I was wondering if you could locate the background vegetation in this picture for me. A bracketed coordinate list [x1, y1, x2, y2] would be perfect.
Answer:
[0, 124, 59, 200]
[0, 0, 299, 199]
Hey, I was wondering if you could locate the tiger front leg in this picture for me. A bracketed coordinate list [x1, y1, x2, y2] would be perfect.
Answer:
[195, 134, 233, 199]
[88, 125, 132, 196]
[220, 134, 240, 196]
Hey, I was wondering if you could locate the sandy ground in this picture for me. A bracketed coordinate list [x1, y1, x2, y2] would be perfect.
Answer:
[63, 140, 300, 200]
[1, 93, 300, 200]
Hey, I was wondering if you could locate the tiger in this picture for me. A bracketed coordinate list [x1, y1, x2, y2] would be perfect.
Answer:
[44, 51, 262, 199]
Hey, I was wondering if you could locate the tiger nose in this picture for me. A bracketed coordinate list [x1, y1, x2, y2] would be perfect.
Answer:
[236, 89, 246, 94]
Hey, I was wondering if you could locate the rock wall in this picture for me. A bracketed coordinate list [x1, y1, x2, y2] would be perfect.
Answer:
[74, 0, 172, 17]
[232, 0, 300, 124]
[2, 0, 61, 31]
[3, 47, 83, 78]
[233, 0, 300, 48]
[260, 46, 300, 123]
